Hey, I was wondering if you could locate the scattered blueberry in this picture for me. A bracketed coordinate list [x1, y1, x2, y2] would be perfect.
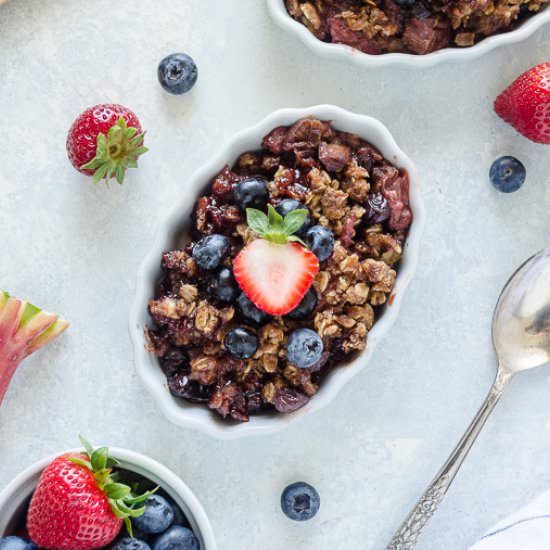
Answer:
[233, 178, 269, 210]
[286, 288, 318, 320]
[153, 526, 199, 550]
[0, 538, 37, 550]
[224, 327, 259, 359]
[192, 234, 230, 270]
[490, 156, 526, 193]
[287, 328, 324, 369]
[133, 494, 175, 534]
[365, 192, 390, 225]
[209, 267, 239, 303]
[237, 292, 270, 325]
[275, 199, 311, 237]
[111, 537, 151, 550]
[157, 53, 198, 95]
[305, 225, 334, 262]
[281, 482, 321, 521]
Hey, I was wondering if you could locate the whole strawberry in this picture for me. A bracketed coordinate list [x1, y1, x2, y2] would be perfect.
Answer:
[27, 437, 153, 550]
[494, 62, 550, 144]
[66, 104, 148, 184]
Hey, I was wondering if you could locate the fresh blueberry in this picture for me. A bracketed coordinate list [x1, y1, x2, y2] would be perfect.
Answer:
[169, 500, 189, 527]
[192, 234, 230, 270]
[133, 494, 175, 534]
[287, 328, 323, 369]
[157, 53, 198, 95]
[275, 199, 311, 237]
[365, 192, 390, 225]
[286, 288, 318, 320]
[237, 292, 270, 325]
[305, 225, 334, 262]
[209, 267, 239, 303]
[152, 526, 198, 550]
[233, 178, 269, 211]
[111, 537, 151, 550]
[224, 327, 259, 359]
[0, 538, 37, 550]
[490, 156, 526, 193]
[281, 482, 321, 521]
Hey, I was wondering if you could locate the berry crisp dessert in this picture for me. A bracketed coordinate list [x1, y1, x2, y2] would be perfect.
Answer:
[145, 117, 412, 423]
[284, 0, 549, 55]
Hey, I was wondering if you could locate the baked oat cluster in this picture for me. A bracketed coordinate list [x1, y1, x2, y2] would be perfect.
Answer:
[284, 0, 548, 54]
[145, 118, 412, 422]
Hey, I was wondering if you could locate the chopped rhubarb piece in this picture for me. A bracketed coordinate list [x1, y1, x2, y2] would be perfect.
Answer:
[0, 291, 69, 404]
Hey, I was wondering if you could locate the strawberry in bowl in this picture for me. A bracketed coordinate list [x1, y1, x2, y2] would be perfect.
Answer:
[0, 438, 215, 549]
[141, 111, 420, 428]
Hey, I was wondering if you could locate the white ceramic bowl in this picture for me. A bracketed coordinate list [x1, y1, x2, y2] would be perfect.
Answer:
[266, 0, 550, 68]
[130, 105, 425, 439]
[0, 447, 217, 549]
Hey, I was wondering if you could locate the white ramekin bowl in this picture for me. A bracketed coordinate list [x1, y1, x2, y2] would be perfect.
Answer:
[130, 105, 425, 440]
[266, 0, 550, 68]
[0, 447, 217, 550]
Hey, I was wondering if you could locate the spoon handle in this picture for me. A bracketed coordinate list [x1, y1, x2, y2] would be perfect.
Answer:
[387, 368, 512, 550]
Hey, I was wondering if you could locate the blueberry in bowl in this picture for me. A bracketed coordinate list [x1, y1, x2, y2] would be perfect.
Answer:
[131, 105, 424, 438]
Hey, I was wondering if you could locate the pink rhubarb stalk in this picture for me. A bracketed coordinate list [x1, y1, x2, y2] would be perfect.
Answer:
[0, 291, 69, 404]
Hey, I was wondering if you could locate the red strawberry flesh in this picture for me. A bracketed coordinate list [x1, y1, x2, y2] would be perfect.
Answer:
[494, 62, 550, 144]
[233, 239, 319, 316]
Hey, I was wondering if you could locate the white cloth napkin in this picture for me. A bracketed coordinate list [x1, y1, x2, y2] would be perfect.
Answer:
[470, 491, 550, 549]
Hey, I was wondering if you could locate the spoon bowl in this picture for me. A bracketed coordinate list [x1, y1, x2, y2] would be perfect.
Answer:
[388, 246, 550, 549]
[493, 247, 550, 374]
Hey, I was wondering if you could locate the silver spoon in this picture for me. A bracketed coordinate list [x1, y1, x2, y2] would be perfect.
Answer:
[388, 246, 550, 550]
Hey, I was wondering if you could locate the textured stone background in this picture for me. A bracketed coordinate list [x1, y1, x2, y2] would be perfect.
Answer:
[1, 1, 550, 549]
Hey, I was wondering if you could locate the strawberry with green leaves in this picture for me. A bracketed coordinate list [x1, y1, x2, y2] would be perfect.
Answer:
[27, 437, 155, 550]
[66, 104, 148, 184]
[233, 205, 319, 316]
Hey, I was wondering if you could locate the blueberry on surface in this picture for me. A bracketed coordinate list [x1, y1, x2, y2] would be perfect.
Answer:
[152, 526, 198, 550]
[275, 199, 311, 237]
[287, 328, 323, 369]
[208, 267, 239, 303]
[192, 234, 230, 270]
[224, 327, 259, 359]
[111, 537, 151, 550]
[286, 287, 318, 320]
[233, 178, 269, 210]
[489, 156, 526, 193]
[133, 495, 175, 534]
[236, 292, 270, 326]
[0, 538, 37, 550]
[305, 225, 334, 262]
[281, 482, 321, 521]
[157, 53, 198, 95]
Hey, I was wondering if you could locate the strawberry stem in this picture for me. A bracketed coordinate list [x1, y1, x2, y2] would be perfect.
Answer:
[81, 117, 148, 185]
[246, 205, 308, 247]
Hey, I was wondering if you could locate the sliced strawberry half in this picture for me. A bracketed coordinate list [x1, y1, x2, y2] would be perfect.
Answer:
[234, 239, 319, 316]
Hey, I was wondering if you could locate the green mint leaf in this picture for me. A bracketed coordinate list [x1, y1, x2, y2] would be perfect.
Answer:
[283, 209, 308, 236]
[105, 482, 131, 500]
[246, 208, 269, 235]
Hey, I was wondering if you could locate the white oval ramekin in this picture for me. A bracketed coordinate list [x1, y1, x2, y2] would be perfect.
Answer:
[0, 447, 217, 550]
[266, 0, 550, 68]
[130, 105, 425, 440]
